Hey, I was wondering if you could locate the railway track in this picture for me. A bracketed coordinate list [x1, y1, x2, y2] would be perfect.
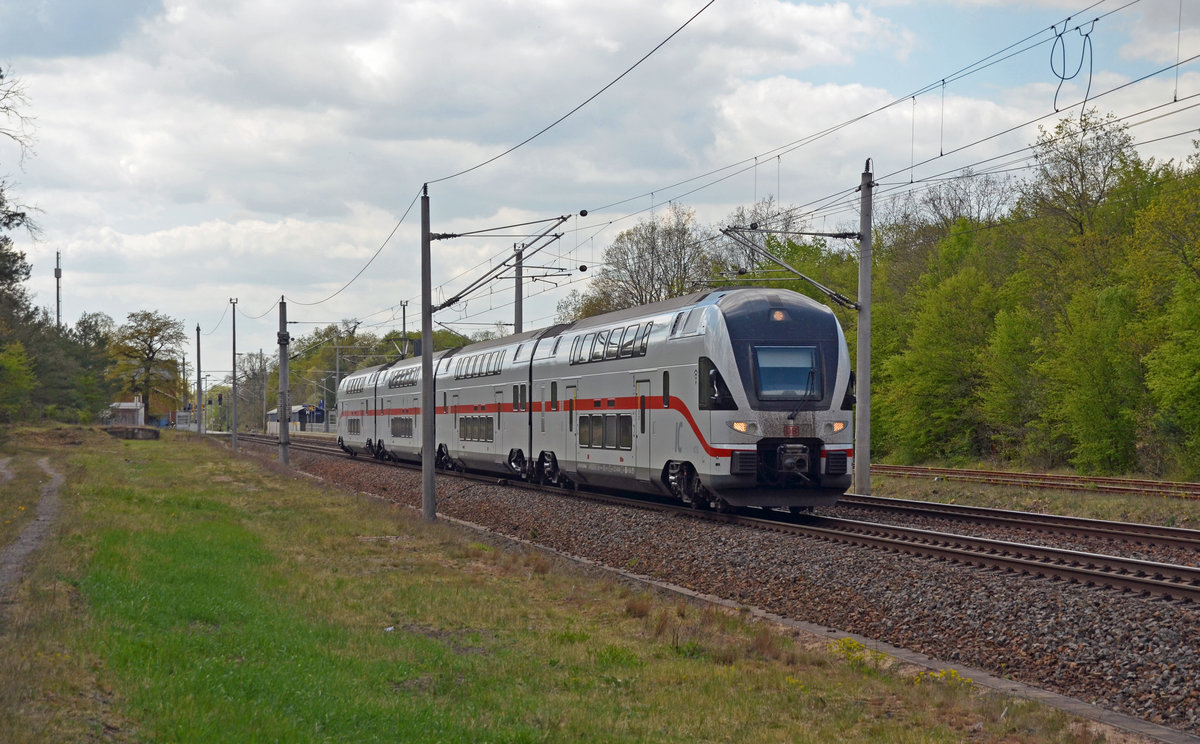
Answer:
[873, 463, 1200, 499]
[838, 493, 1200, 551]
[233, 432, 1200, 603]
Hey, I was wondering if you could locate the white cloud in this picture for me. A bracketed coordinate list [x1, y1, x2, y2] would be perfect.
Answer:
[6, 0, 1199, 368]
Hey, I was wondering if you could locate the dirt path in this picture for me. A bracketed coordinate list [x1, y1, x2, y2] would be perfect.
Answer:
[0, 457, 64, 603]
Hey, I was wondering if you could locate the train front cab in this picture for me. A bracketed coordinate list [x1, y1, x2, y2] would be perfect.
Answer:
[694, 292, 854, 509]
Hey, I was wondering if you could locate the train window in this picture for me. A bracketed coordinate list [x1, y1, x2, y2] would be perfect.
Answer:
[618, 415, 633, 450]
[663, 371, 670, 408]
[605, 329, 621, 359]
[570, 336, 583, 364]
[514, 343, 524, 361]
[681, 308, 705, 335]
[551, 337, 561, 355]
[638, 323, 653, 355]
[670, 312, 686, 335]
[551, 381, 558, 411]
[592, 416, 606, 448]
[754, 346, 821, 400]
[347, 419, 361, 435]
[699, 356, 738, 411]
[513, 385, 519, 411]
[603, 415, 618, 448]
[455, 359, 464, 378]
[520, 384, 527, 412]
[591, 330, 608, 362]
[578, 415, 591, 446]
[619, 324, 639, 357]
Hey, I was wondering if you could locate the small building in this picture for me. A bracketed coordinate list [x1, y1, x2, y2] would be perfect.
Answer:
[109, 396, 146, 427]
[267, 404, 329, 433]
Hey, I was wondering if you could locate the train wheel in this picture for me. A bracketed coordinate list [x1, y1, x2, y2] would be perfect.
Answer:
[666, 461, 703, 508]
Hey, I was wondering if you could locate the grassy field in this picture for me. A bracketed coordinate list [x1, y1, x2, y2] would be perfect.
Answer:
[0, 426, 1130, 743]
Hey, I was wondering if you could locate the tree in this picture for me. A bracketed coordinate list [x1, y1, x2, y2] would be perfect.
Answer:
[111, 311, 187, 421]
[557, 204, 711, 321]
[0, 339, 34, 423]
[1044, 285, 1143, 474]
[1020, 109, 1137, 237]
[0, 66, 36, 298]
[879, 265, 998, 462]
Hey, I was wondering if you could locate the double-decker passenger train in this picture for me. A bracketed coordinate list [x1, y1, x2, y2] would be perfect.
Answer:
[337, 286, 854, 510]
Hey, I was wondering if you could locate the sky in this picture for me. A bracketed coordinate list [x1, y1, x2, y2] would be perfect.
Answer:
[1, 0, 1198, 390]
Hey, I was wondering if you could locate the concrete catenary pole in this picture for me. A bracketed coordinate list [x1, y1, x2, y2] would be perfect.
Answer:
[230, 297, 238, 451]
[54, 252, 62, 329]
[514, 243, 523, 334]
[854, 160, 874, 496]
[196, 324, 203, 435]
[278, 297, 290, 465]
[400, 300, 408, 357]
[420, 185, 436, 520]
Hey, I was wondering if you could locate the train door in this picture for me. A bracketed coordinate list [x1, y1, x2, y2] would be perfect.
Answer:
[493, 389, 505, 454]
[451, 393, 460, 447]
[635, 378, 651, 480]
[565, 382, 578, 460]
[412, 393, 422, 456]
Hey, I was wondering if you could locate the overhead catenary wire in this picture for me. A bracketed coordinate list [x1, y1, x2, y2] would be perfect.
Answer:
[304, 0, 1192, 348]
[426, 0, 718, 186]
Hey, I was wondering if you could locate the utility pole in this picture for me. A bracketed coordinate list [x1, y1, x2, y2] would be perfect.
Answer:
[399, 300, 408, 357]
[230, 298, 238, 451]
[420, 185, 436, 521]
[196, 324, 203, 435]
[854, 160, 874, 496]
[260, 349, 266, 434]
[54, 252, 62, 330]
[514, 243, 523, 334]
[278, 297, 290, 465]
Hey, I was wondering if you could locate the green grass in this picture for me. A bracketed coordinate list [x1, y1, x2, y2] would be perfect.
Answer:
[0, 426, 1117, 742]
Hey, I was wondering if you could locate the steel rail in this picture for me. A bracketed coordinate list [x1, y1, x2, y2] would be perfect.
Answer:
[838, 494, 1200, 551]
[873, 464, 1200, 499]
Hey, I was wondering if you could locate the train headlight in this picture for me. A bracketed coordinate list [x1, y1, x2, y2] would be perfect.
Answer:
[729, 421, 758, 435]
[826, 421, 847, 434]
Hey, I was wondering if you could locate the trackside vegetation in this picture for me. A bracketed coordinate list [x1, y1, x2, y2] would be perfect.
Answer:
[0, 427, 1122, 743]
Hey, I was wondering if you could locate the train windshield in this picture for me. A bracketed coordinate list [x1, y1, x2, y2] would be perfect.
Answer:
[753, 346, 821, 400]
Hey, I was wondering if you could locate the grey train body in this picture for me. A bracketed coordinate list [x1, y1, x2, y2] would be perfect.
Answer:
[337, 287, 854, 510]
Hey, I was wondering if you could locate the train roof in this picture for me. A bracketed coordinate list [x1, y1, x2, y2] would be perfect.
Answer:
[339, 287, 834, 378]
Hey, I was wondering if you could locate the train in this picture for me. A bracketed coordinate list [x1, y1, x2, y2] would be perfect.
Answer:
[336, 286, 855, 510]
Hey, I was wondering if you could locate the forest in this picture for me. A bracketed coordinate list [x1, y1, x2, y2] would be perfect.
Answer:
[3, 93, 1199, 478]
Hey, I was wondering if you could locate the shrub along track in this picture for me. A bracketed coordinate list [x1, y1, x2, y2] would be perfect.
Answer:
[237, 434, 1200, 741]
